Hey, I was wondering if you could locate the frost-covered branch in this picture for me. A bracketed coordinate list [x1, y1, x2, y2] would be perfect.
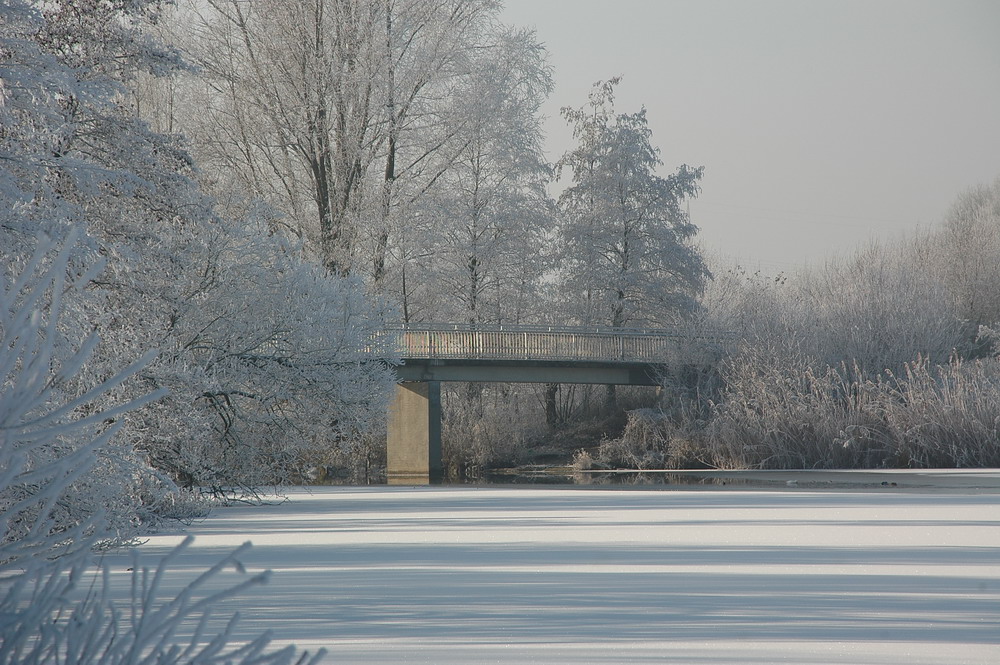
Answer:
[0, 232, 322, 665]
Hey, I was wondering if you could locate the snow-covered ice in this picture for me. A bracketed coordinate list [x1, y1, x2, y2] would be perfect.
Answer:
[102, 483, 1000, 664]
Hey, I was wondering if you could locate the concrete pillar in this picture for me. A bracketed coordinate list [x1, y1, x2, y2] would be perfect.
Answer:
[386, 381, 442, 485]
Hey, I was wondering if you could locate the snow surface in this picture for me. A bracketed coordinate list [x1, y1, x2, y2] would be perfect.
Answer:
[101, 484, 1000, 664]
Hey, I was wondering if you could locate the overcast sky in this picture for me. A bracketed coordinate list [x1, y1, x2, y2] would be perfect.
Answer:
[501, 0, 1000, 272]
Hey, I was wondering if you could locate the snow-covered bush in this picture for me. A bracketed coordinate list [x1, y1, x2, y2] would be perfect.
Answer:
[704, 352, 1000, 469]
[588, 408, 710, 471]
[653, 193, 1000, 470]
[883, 358, 1000, 467]
[0, 234, 322, 665]
[0, 233, 174, 552]
[701, 241, 961, 378]
[705, 351, 896, 469]
[1, 0, 398, 491]
[142, 212, 399, 491]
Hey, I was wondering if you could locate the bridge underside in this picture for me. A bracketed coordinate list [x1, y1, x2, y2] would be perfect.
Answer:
[395, 358, 663, 386]
[387, 359, 665, 485]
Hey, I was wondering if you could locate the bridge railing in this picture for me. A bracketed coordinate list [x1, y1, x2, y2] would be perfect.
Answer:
[379, 323, 708, 363]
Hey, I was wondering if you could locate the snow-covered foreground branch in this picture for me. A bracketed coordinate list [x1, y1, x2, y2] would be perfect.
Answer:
[0, 235, 323, 665]
[99, 484, 1000, 665]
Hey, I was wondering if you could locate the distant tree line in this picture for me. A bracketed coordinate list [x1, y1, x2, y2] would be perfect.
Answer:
[590, 177, 1000, 472]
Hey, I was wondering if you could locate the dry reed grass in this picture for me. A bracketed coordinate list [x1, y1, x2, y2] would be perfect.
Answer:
[706, 353, 1000, 469]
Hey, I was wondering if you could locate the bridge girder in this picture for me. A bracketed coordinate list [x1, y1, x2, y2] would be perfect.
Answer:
[395, 358, 664, 386]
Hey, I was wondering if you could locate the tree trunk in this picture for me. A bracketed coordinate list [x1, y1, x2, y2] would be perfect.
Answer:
[544, 383, 559, 426]
[604, 384, 617, 413]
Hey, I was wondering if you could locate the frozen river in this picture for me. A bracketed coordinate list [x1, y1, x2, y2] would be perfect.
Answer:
[104, 478, 1000, 664]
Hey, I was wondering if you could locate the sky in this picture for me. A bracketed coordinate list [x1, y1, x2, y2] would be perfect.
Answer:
[501, 0, 1000, 273]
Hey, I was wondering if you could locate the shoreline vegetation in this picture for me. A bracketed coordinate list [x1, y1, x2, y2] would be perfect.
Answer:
[431, 347, 1000, 484]
[484, 466, 1000, 493]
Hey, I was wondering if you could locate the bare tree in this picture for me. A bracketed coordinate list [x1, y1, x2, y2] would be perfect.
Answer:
[934, 176, 1000, 344]
[180, 0, 504, 279]
[419, 26, 553, 324]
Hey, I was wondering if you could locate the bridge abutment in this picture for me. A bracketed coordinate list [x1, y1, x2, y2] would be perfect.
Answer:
[387, 381, 442, 485]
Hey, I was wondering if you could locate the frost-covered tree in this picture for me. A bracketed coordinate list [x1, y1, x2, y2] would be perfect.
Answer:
[0, 0, 183, 246]
[934, 176, 1000, 344]
[555, 78, 709, 328]
[0, 233, 170, 553]
[0, 234, 321, 665]
[365, 0, 508, 289]
[1, 0, 398, 490]
[182, 0, 383, 274]
[178, 0, 505, 277]
[419, 27, 553, 324]
[136, 212, 399, 491]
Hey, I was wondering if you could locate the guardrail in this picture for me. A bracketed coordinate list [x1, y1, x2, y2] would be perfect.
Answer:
[379, 323, 716, 363]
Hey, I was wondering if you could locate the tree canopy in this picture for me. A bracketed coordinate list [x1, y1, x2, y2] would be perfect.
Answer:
[555, 78, 709, 328]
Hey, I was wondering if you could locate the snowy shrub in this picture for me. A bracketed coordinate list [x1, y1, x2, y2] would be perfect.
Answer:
[135, 212, 399, 493]
[884, 358, 1000, 467]
[441, 385, 539, 479]
[0, 233, 174, 552]
[704, 350, 1000, 470]
[0, 234, 322, 665]
[701, 243, 961, 379]
[1, 536, 324, 665]
[590, 409, 711, 470]
[1, 0, 398, 493]
[685, 233, 991, 470]
[705, 349, 895, 469]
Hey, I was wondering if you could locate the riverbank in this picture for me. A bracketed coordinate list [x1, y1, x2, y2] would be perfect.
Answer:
[490, 466, 1000, 492]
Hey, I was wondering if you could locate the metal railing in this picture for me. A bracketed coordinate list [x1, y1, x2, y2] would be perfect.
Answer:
[378, 323, 715, 364]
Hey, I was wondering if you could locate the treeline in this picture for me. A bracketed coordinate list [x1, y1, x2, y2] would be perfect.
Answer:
[589, 178, 1000, 471]
[150, 0, 1000, 476]
[140, 6, 708, 331]
[126, 3, 713, 479]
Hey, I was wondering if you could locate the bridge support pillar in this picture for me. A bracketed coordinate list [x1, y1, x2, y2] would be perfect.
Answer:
[386, 381, 442, 485]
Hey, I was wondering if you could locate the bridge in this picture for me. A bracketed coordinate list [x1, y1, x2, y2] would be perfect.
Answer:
[378, 324, 721, 484]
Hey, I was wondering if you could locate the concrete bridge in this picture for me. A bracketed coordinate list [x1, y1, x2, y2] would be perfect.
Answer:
[379, 324, 720, 484]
